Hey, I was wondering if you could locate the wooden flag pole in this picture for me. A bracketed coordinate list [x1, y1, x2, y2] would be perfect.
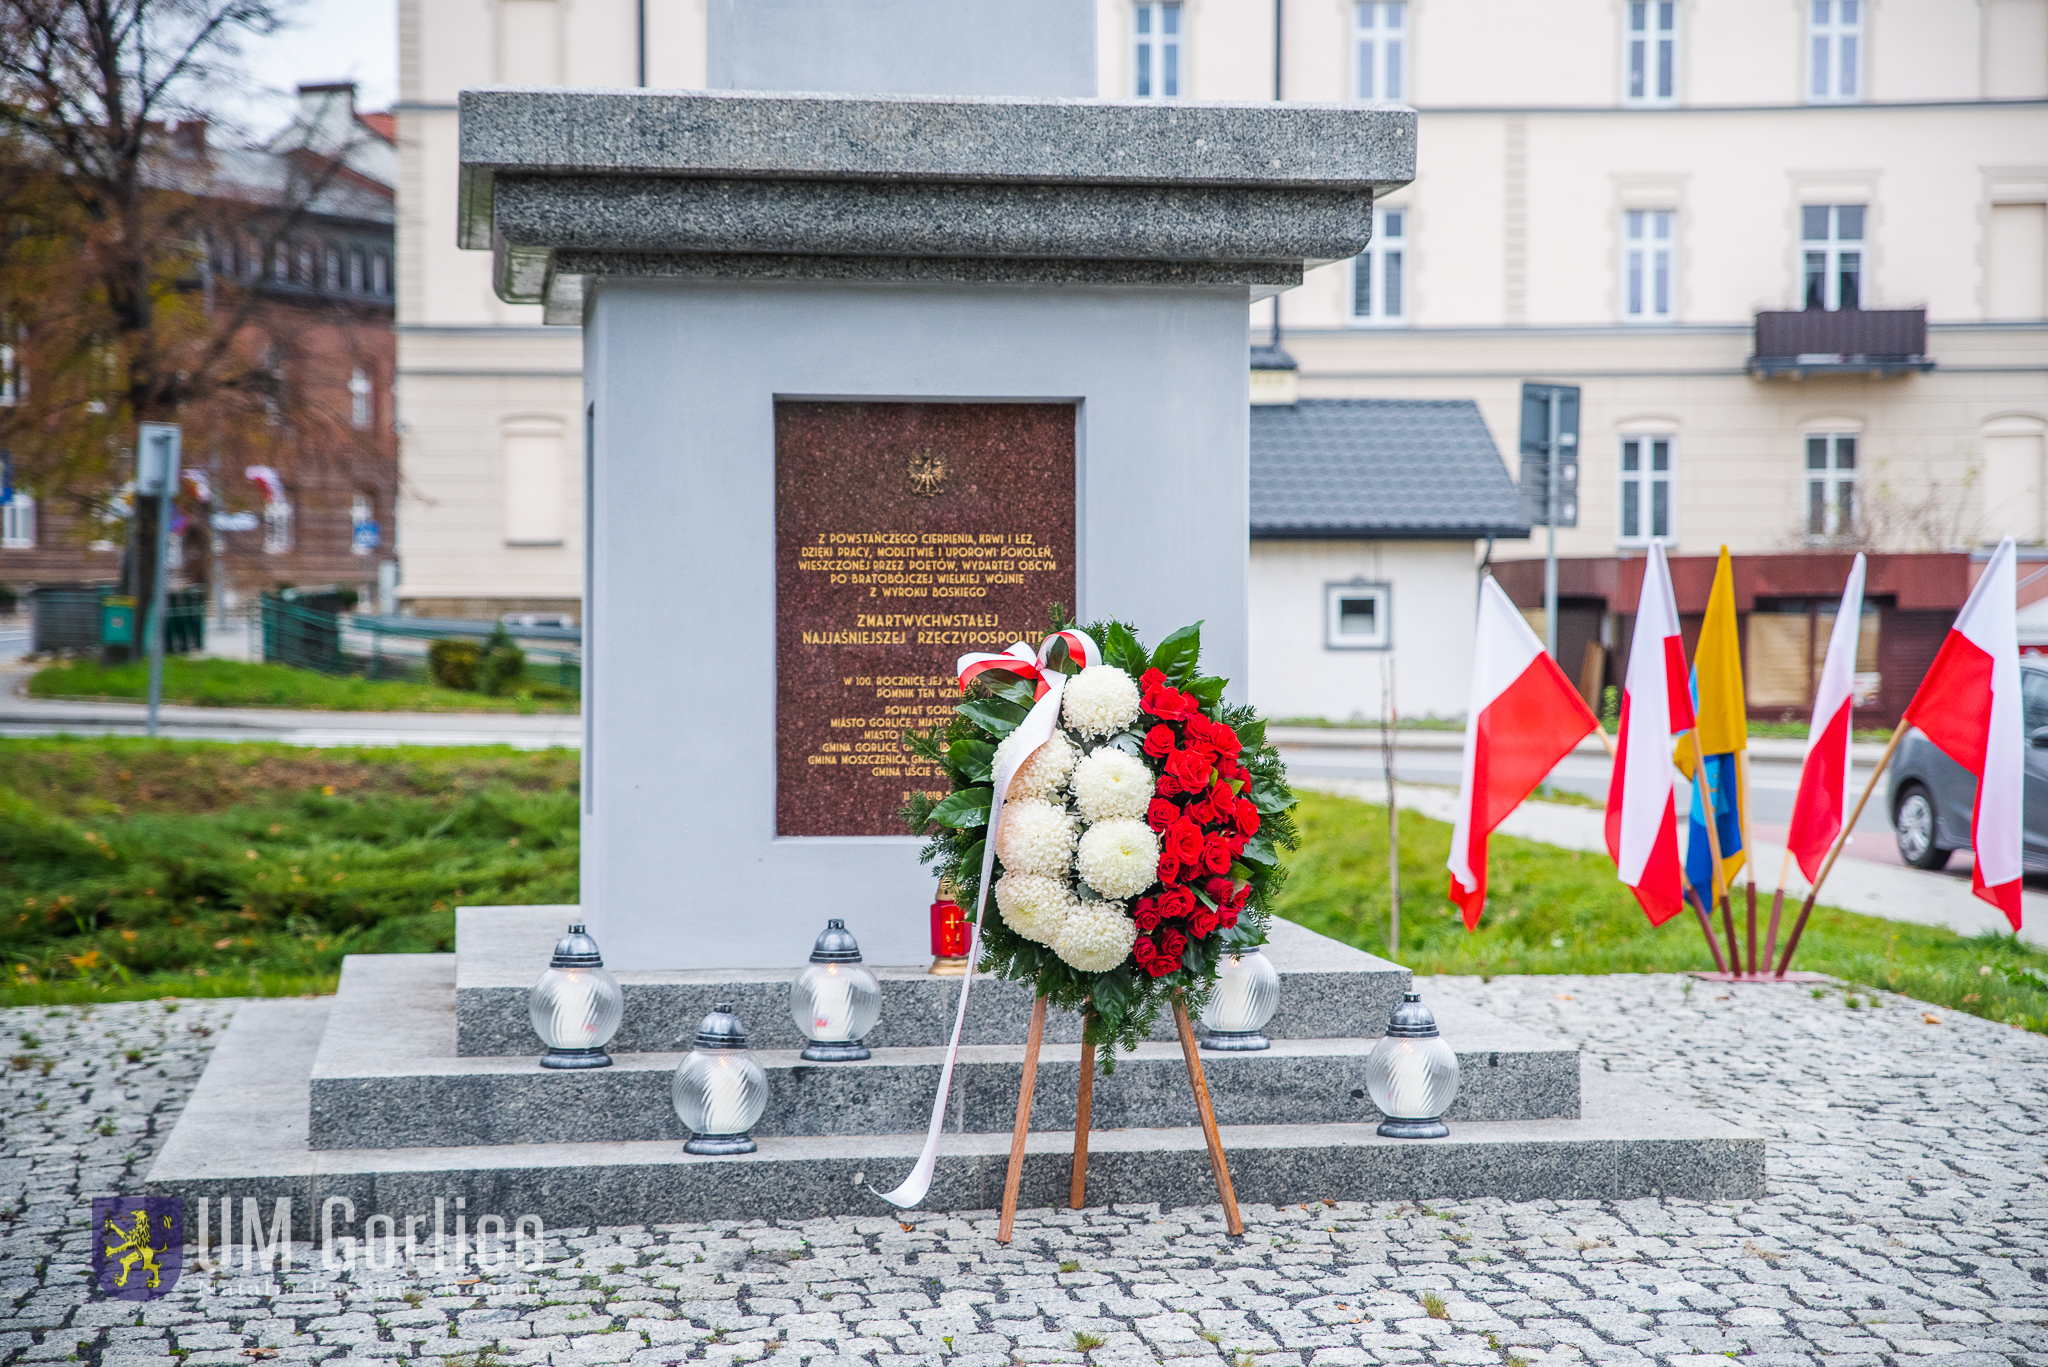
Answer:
[1687, 730, 1741, 972]
[1172, 994, 1243, 1236]
[1737, 750, 1759, 974]
[1068, 1039, 1094, 1210]
[1685, 876, 1731, 974]
[1776, 727, 1906, 977]
[1762, 846, 1794, 975]
[996, 994, 1048, 1244]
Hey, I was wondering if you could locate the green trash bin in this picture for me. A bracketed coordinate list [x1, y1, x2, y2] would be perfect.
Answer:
[100, 596, 137, 647]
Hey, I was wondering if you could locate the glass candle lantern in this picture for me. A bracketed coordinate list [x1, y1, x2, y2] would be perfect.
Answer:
[1199, 946, 1280, 1050]
[789, 919, 883, 1061]
[528, 920, 624, 1069]
[1364, 989, 1461, 1138]
[929, 891, 970, 976]
[672, 1002, 769, 1155]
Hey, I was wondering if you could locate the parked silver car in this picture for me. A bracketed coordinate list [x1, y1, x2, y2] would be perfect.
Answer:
[1888, 664, 2048, 870]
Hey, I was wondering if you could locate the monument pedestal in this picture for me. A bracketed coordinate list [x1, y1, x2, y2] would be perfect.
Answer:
[145, 915, 1762, 1233]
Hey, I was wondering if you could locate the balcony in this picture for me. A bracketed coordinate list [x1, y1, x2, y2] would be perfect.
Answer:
[1747, 308, 1934, 379]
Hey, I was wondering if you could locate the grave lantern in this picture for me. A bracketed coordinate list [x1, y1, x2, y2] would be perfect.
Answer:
[929, 883, 970, 976]
[673, 1003, 769, 1154]
[527, 920, 623, 1069]
[1198, 946, 1280, 1050]
[1364, 990, 1461, 1138]
[789, 919, 882, 1060]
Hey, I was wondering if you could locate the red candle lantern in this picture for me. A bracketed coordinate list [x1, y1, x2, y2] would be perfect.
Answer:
[928, 887, 970, 976]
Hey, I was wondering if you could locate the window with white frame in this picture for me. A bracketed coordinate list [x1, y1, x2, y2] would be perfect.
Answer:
[1, 493, 33, 550]
[1618, 435, 1674, 544]
[1350, 206, 1407, 324]
[1354, 3, 1405, 101]
[1324, 582, 1391, 650]
[1805, 432, 1857, 537]
[1623, 210, 1674, 322]
[1808, 0, 1861, 102]
[1802, 204, 1864, 310]
[373, 253, 390, 296]
[1133, 2, 1181, 99]
[350, 366, 373, 429]
[325, 247, 341, 292]
[263, 494, 294, 554]
[0, 334, 20, 406]
[1626, 0, 1676, 104]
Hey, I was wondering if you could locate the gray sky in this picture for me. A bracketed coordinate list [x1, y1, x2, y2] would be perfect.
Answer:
[220, 0, 399, 136]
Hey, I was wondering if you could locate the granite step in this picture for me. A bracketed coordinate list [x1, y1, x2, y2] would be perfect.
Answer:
[148, 996, 1765, 1234]
[452, 906, 1409, 1055]
[309, 956, 1579, 1150]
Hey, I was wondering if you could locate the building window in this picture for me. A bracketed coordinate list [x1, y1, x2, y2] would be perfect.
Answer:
[1324, 582, 1391, 650]
[1623, 210, 1674, 322]
[1, 493, 34, 550]
[349, 250, 366, 293]
[373, 252, 390, 296]
[1802, 204, 1864, 310]
[1806, 433, 1856, 537]
[0, 333, 21, 406]
[1808, 0, 1861, 102]
[1619, 435, 1673, 544]
[326, 247, 341, 292]
[1350, 206, 1407, 324]
[1354, 3, 1405, 101]
[298, 244, 314, 284]
[503, 419, 566, 546]
[350, 366, 373, 429]
[350, 493, 380, 556]
[1134, 2, 1181, 99]
[1626, 1, 1676, 104]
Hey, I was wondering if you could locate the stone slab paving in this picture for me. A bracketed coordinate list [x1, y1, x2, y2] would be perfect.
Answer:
[3, 974, 2043, 1367]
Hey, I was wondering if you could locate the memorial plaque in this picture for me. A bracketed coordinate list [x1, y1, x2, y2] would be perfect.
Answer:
[776, 401, 1076, 837]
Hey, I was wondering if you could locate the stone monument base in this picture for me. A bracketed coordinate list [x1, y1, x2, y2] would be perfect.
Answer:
[145, 910, 1762, 1234]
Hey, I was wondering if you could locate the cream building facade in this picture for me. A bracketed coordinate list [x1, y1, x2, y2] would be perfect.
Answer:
[396, 0, 2046, 624]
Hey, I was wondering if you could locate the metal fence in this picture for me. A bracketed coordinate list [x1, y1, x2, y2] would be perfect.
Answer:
[259, 594, 581, 691]
[30, 584, 206, 654]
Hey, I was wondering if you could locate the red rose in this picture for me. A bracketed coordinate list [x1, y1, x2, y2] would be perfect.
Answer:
[1205, 876, 1235, 904]
[1140, 668, 1166, 692]
[1146, 798, 1179, 833]
[1230, 883, 1252, 911]
[1185, 721, 1219, 759]
[1160, 884, 1197, 919]
[1203, 833, 1232, 875]
[1167, 747, 1211, 789]
[1186, 800, 1215, 827]
[1188, 908, 1220, 939]
[1133, 935, 1158, 964]
[1158, 851, 1181, 885]
[1135, 902, 1162, 933]
[1145, 955, 1178, 978]
[1220, 758, 1247, 782]
[1220, 905, 1240, 929]
[1156, 771, 1183, 798]
[1235, 800, 1261, 837]
[1210, 780, 1236, 808]
[1211, 725, 1243, 759]
[1226, 832, 1248, 858]
[1143, 724, 1176, 759]
[1144, 687, 1199, 722]
[1167, 819, 1204, 864]
[1159, 929, 1188, 963]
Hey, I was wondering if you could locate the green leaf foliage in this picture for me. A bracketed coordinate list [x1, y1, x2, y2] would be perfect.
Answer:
[927, 788, 993, 830]
[1148, 622, 1203, 684]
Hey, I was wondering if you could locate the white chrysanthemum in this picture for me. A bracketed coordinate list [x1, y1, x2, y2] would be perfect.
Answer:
[995, 728, 1077, 801]
[1070, 747, 1153, 823]
[994, 872, 1076, 946]
[1075, 817, 1161, 900]
[1060, 665, 1142, 738]
[1053, 901, 1138, 973]
[995, 799, 1077, 878]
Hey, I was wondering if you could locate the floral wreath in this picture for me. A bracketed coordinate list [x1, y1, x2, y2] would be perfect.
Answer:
[905, 614, 1298, 1065]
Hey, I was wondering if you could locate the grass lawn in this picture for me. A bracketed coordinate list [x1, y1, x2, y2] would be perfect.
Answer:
[3, 740, 2042, 1034]
[27, 657, 578, 714]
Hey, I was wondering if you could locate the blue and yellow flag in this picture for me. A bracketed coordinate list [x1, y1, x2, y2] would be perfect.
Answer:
[1677, 547, 1748, 894]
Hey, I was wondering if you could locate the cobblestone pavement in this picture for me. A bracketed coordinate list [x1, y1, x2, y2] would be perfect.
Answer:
[2, 975, 2044, 1367]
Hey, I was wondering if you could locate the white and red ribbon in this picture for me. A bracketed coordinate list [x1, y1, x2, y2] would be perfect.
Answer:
[874, 630, 1099, 1210]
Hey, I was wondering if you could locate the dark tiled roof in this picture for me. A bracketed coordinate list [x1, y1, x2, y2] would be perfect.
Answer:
[1251, 398, 1531, 539]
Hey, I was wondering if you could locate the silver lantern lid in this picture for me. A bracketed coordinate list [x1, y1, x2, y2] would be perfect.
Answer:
[807, 918, 864, 964]
[549, 921, 605, 969]
[693, 1002, 750, 1050]
[1384, 989, 1441, 1039]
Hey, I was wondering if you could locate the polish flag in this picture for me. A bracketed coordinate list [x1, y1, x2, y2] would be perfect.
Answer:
[1448, 578, 1599, 929]
[1901, 536, 2023, 927]
[1605, 542, 1694, 925]
[1785, 554, 1867, 883]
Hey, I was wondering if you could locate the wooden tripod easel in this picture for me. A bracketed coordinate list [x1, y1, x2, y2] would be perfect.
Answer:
[994, 992, 1244, 1242]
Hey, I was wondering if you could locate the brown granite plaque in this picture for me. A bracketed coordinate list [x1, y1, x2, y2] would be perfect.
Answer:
[776, 401, 1077, 837]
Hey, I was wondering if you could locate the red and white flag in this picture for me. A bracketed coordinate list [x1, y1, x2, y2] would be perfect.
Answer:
[1448, 578, 1599, 929]
[1785, 554, 1867, 883]
[1605, 542, 1694, 925]
[1901, 536, 2023, 927]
